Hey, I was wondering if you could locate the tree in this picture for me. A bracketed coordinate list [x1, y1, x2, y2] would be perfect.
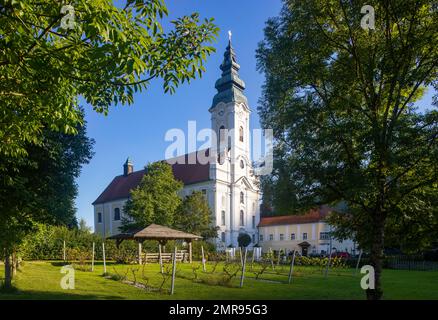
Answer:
[238, 233, 251, 248]
[122, 162, 183, 231]
[174, 191, 219, 239]
[78, 219, 92, 234]
[0, 111, 94, 289]
[257, 0, 437, 300]
[0, 0, 217, 290]
[0, 0, 218, 159]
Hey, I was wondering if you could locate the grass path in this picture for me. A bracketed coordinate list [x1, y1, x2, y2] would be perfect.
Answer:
[1, 261, 437, 300]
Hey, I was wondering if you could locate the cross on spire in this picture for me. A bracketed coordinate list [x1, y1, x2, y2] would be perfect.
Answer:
[228, 30, 232, 42]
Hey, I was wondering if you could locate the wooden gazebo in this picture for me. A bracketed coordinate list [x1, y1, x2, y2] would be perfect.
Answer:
[108, 224, 202, 264]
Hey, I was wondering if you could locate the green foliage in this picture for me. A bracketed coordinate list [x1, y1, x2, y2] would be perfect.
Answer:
[0, 114, 94, 261]
[237, 233, 251, 248]
[111, 241, 138, 264]
[0, 0, 218, 158]
[18, 223, 142, 263]
[19, 223, 98, 260]
[295, 256, 347, 269]
[121, 162, 183, 231]
[174, 191, 219, 239]
[191, 240, 217, 261]
[257, 0, 438, 299]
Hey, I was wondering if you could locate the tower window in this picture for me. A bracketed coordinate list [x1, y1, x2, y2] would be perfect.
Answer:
[239, 126, 244, 142]
[219, 125, 226, 148]
[221, 232, 226, 243]
[240, 159, 244, 169]
[221, 210, 226, 226]
[114, 208, 120, 221]
[240, 210, 245, 226]
[240, 191, 244, 204]
[97, 212, 102, 223]
[252, 216, 256, 229]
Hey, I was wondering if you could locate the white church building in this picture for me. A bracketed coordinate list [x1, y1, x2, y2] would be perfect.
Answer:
[93, 38, 261, 249]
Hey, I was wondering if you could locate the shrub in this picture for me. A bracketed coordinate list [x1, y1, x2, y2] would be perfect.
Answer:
[237, 233, 251, 248]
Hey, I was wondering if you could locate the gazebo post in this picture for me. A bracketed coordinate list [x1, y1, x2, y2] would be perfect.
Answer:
[188, 240, 192, 264]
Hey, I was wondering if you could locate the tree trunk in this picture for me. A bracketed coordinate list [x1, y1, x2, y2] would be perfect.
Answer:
[366, 214, 385, 300]
[3, 250, 12, 289]
[11, 251, 17, 278]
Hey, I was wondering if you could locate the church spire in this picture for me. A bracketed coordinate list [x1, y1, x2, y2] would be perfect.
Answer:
[211, 31, 248, 108]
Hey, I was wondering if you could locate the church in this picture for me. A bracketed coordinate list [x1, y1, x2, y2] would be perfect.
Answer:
[93, 37, 261, 249]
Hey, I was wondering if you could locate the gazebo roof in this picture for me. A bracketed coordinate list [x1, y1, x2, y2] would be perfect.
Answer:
[107, 224, 202, 242]
[134, 224, 202, 241]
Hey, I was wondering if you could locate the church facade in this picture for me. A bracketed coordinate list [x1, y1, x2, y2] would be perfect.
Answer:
[93, 39, 261, 249]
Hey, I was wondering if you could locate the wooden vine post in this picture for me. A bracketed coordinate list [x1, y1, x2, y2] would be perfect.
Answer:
[102, 242, 107, 274]
[170, 246, 177, 295]
[159, 244, 164, 274]
[239, 248, 248, 288]
[201, 246, 206, 272]
[91, 242, 95, 272]
[288, 250, 297, 284]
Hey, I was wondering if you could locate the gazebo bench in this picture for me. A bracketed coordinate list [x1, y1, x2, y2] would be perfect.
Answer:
[143, 251, 188, 263]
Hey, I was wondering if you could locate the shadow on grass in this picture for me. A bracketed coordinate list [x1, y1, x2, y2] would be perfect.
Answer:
[50, 261, 120, 267]
[0, 287, 123, 300]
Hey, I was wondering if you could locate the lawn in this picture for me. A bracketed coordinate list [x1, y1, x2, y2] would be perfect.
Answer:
[0, 261, 437, 300]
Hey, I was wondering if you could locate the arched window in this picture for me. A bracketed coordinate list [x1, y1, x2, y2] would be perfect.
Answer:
[240, 159, 244, 169]
[219, 125, 226, 145]
[240, 210, 244, 226]
[239, 126, 244, 142]
[221, 210, 226, 226]
[97, 212, 102, 223]
[114, 208, 120, 221]
[240, 191, 244, 204]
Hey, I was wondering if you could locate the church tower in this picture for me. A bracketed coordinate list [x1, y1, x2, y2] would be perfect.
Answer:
[209, 33, 260, 248]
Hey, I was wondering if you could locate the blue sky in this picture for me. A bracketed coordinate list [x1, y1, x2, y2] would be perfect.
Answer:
[76, 0, 435, 229]
[76, 0, 284, 228]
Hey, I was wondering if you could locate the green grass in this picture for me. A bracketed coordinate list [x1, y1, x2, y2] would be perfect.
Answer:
[0, 261, 437, 300]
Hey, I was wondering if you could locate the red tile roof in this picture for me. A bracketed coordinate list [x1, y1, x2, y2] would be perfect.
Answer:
[92, 150, 211, 205]
[258, 206, 331, 227]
